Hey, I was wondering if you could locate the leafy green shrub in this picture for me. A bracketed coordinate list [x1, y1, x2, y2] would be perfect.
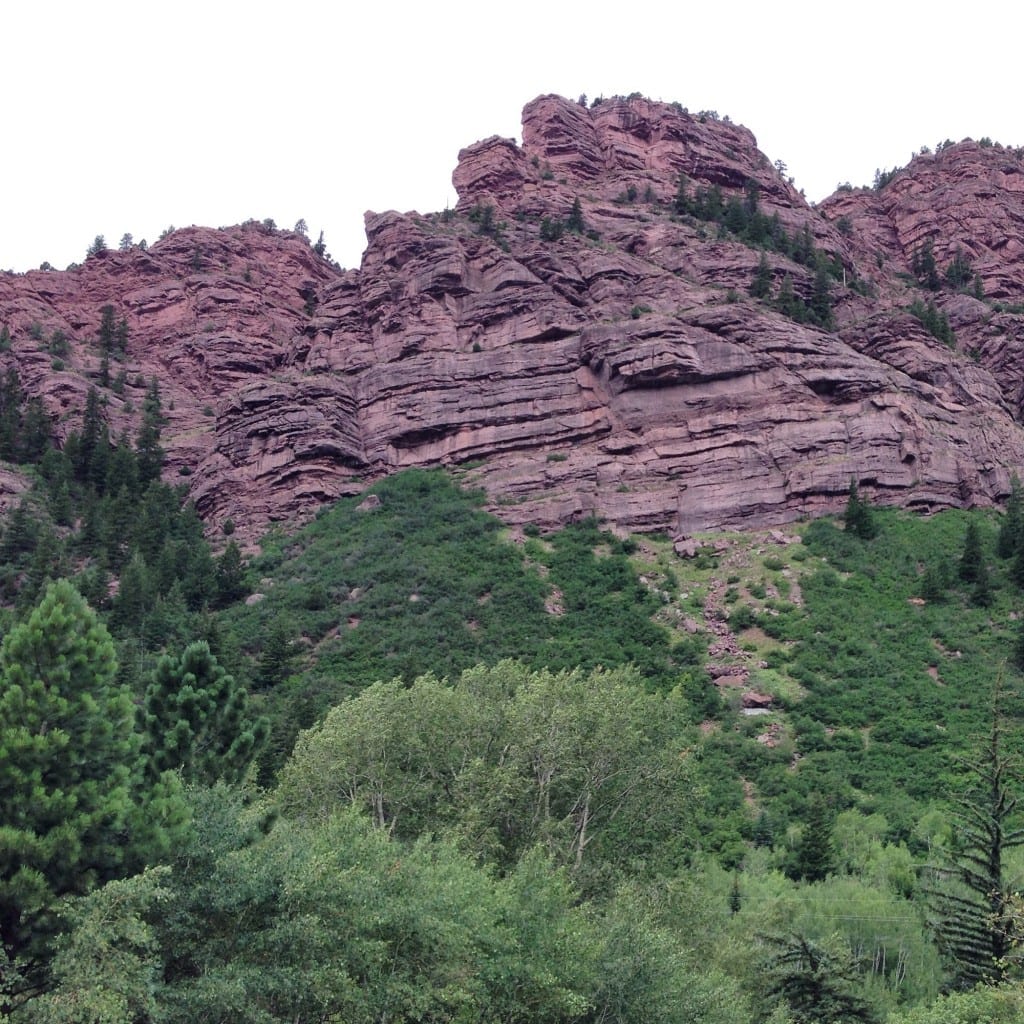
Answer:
[729, 605, 757, 631]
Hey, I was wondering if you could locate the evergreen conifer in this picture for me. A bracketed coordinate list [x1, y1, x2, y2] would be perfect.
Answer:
[0, 581, 141, 1000]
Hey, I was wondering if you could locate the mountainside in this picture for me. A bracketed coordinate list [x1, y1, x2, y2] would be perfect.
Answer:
[3, 94, 1024, 540]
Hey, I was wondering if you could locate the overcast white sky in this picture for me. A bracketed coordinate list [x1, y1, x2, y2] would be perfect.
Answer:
[3, 2, 1020, 273]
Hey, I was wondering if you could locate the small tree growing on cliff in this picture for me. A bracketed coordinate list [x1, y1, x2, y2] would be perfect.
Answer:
[750, 252, 772, 299]
[567, 196, 586, 234]
[843, 480, 877, 539]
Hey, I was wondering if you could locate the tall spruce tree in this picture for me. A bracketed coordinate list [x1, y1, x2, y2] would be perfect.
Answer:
[959, 519, 985, 584]
[998, 475, 1024, 560]
[567, 196, 586, 234]
[97, 304, 117, 356]
[761, 933, 878, 1024]
[135, 377, 165, 487]
[788, 794, 835, 883]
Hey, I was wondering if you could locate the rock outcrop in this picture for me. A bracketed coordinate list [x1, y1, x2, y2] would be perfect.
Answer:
[3, 96, 1024, 541]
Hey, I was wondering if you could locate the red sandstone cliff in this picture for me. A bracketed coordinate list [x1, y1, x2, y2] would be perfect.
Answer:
[2, 95, 1024, 540]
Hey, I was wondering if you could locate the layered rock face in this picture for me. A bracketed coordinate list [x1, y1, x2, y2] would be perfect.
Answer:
[2, 97, 1024, 540]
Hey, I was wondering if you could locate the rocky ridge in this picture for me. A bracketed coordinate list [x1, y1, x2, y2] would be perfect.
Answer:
[3, 95, 1024, 541]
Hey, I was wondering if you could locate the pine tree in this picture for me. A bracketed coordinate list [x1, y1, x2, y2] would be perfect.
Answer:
[926, 676, 1024, 988]
[141, 640, 269, 785]
[810, 262, 834, 329]
[72, 387, 105, 486]
[0, 581, 141, 1005]
[255, 621, 298, 690]
[970, 560, 993, 608]
[911, 239, 940, 290]
[761, 933, 878, 1024]
[135, 377, 164, 487]
[788, 793, 835, 882]
[998, 475, 1023, 559]
[750, 252, 772, 299]
[115, 316, 130, 355]
[0, 367, 21, 460]
[776, 274, 803, 321]
[728, 873, 742, 914]
[567, 196, 586, 234]
[959, 519, 985, 584]
[843, 480, 877, 539]
[214, 540, 248, 607]
[97, 304, 117, 355]
[919, 563, 948, 604]
[673, 173, 692, 216]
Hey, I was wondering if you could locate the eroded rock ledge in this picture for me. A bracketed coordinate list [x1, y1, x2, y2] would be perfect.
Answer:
[3, 96, 1024, 540]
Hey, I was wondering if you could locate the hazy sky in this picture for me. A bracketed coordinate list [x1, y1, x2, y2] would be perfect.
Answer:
[4, 2, 1020, 273]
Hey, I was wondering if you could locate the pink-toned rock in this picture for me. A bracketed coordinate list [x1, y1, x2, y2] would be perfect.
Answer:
[714, 674, 748, 689]
[0, 466, 31, 514]
[2, 98, 1024, 545]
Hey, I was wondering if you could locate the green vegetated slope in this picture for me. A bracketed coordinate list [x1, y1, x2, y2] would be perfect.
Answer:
[9, 463, 1024, 1021]
[223, 468, 1024, 853]
[692, 508, 1022, 831]
[222, 468, 694, 775]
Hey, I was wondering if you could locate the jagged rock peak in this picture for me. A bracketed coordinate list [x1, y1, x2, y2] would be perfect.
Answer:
[454, 93, 803, 216]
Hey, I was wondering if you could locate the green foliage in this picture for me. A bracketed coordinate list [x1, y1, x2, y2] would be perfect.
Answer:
[886, 984, 1024, 1023]
[765, 507, 1020, 826]
[567, 196, 586, 233]
[759, 932, 880, 1023]
[135, 378, 164, 486]
[786, 795, 835, 882]
[751, 251, 773, 298]
[0, 387, 238, 658]
[539, 216, 565, 241]
[278, 661, 699, 881]
[0, 368, 51, 465]
[143, 785, 603, 1024]
[911, 240, 941, 291]
[25, 868, 168, 1024]
[142, 640, 269, 786]
[909, 298, 955, 346]
[998, 475, 1023, 559]
[0, 582, 141, 1001]
[959, 519, 985, 584]
[843, 480, 878, 539]
[945, 248, 974, 290]
[924, 680, 1024, 988]
[677, 173, 849, 323]
[467, 203, 508, 248]
[223, 471, 680, 778]
[873, 166, 903, 190]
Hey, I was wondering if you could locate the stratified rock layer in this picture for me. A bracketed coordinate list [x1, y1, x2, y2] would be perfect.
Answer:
[3, 96, 1024, 541]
